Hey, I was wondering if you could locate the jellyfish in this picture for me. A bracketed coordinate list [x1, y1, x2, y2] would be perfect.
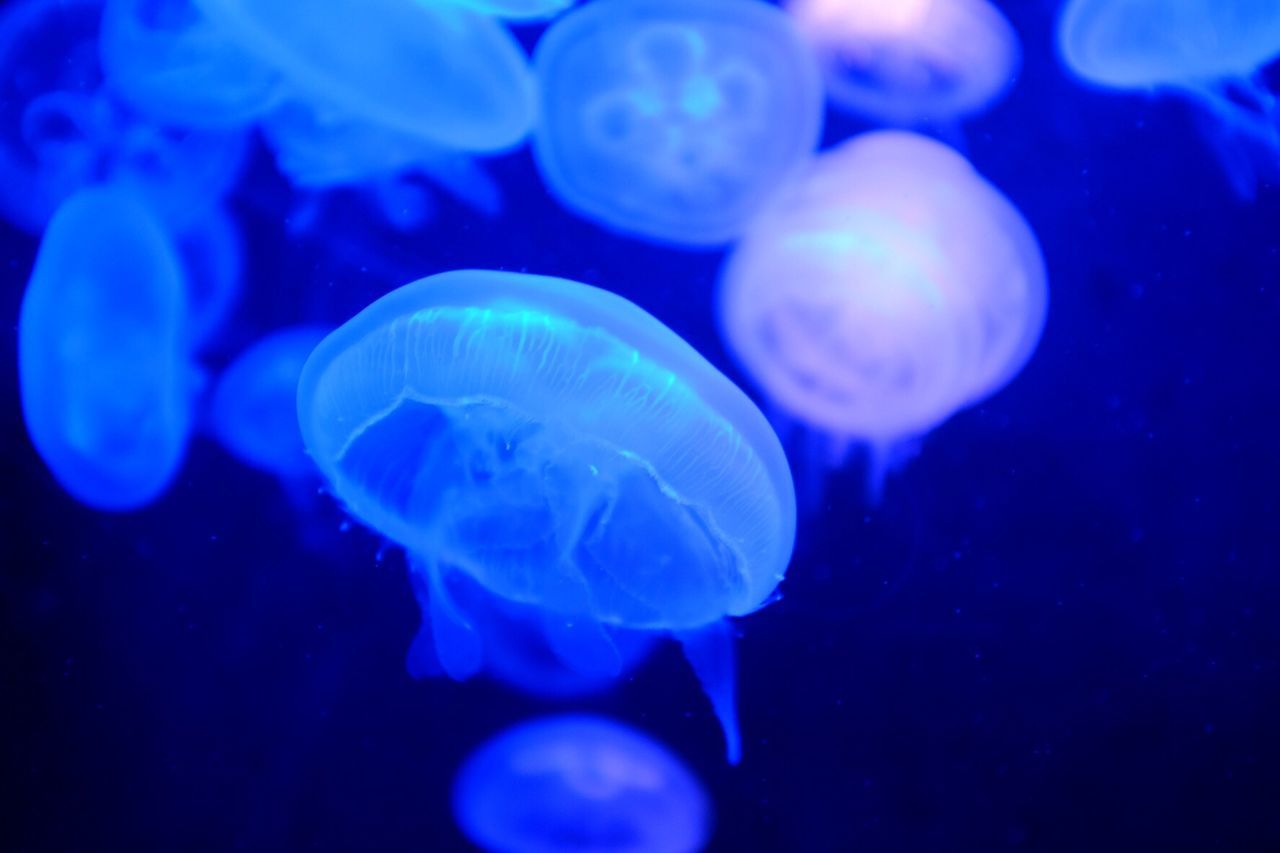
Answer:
[453, 715, 711, 853]
[19, 186, 198, 512]
[191, 0, 535, 152]
[261, 101, 503, 232]
[717, 131, 1047, 501]
[1057, 0, 1280, 196]
[297, 270, 796, 762]
[176, 204, 244, 351]
[426, 0, 577, 23]
[531, 0, 823, 247]
[99, 0, 282, 130]
[406, 571, 655, 699]
[209, 325, 330, 481]
[785, 0, 1020, 127]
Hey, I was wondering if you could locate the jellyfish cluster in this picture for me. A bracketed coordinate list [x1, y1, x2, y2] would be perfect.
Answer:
[19, 0, 1265, 848]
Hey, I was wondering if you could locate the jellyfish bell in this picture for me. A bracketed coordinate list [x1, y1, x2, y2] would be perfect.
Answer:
[717, 131, 1047, 502]
[786, 0, 1020, 126]
[19, 186, 199, 512]
[454, 715, 711, 853]
[427, 0, 578, 24]
[1057, 0, 1280, 196]
[298, 270, 796, 762]
[192, 0, 535, 152]
[531, 0, 823, 247]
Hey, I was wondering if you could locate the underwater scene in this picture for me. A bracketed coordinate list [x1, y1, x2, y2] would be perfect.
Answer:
[2, 0, 1278, 850]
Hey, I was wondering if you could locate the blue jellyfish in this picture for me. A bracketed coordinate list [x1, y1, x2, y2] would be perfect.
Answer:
[176, 204, 243, 351]
[531, 0, 823, 247]
[192, 0, 535, 152]
[19, 186, 198, 512]
[717, 131, 1047, 502]
[453, 715, 711, 853]
[427, 0, 577, 23]
[785, 0, 1020, 127]
[209, 325, 330, 480]
[406, 571, 655, 699]
[99, 0, 282, 130]
[1057, 0, 1280, 196]
[297, 271, 796, 762]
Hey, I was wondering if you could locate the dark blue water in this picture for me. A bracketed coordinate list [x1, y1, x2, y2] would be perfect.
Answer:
[4, 1, 1279, 850]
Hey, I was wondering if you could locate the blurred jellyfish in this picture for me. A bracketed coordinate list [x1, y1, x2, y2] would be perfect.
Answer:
[786, 0, 1019, 126]
[717, 131, 1047, 501]
[176, 204, 243, 351]
[99, 0, 282, 129]
[407, 572, 655, 698]
[262, 101, 503, 232]
[427, 0, 577, 23]
[454, 715, 711, 853]
[192, 0, 535, 152]
[210, 325, 329, 480]
[297, 270, 796, 762]
[531, 0, 823, 247]
[19, 186, 198, 511]
[1057, 0, 1280, 196]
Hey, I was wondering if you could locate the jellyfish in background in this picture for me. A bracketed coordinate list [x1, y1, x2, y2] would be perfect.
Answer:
[531, 0, 823, 248]
[407, 572, 656, 699]
[1057, 0, 1280, 196]
[192, 0, 536, 152]
[19, 187, 198, 512]
[717, 131, 1047, 501]
[454, 715, 711, 853]
[297, 270, 797, 762]
[785, 0, 1020, 127]
[210, 326, 330, 481]
[177, 205, 244, 351]
[427, 0, 578, 23]
[99, 0, 282, 130]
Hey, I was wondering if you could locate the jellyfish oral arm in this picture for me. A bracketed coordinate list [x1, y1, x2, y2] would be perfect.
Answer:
[675, 618, 741, 765]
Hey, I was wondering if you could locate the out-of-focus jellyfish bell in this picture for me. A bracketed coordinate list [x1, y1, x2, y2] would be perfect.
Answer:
[407, 572, 655, 699]
[531, 0, 823, 247]
[192, 0, 535, 152]
[19, 186, 198, 512]
[453, 715, 711, 853]
[99, 0, 282, 130]
[298, 270, 796, 762]
[718, 131, 1047, 500]
[177, 205, 243, 351]
[786, 0, 1020, 126]
[210, 325, 330, 480]
[428, 0, 577, 24]
[1057, 0, 1280, 196]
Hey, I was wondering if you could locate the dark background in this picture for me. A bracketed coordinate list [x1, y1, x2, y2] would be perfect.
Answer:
[3, 0, 1279, 850]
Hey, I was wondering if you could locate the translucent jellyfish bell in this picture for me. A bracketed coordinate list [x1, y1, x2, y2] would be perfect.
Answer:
[717, 131, 1047, 499]
[786, 0, 1020, 126]
[454, 715, 711, 853]
[298, 270, 796, 762]
[19, 186, 198, 512]
[210, 325, 330, 480]
[1057, 0, 1280, 195]
[192, 0, 535, 152]
[428, 0, 577, 23]
[531, 0, 823, 247]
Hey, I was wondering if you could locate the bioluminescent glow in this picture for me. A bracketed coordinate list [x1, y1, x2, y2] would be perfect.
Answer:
[193, 0, 535, 152]
[531, 0, 823, 247]
[100, 0, 281, 130]
[210, 325, 330, 479]
[786, 0, 1020, 125]
[19, 186, 197, 511]
[717, 131, 1047, 498]
[429, 0, 577, 23]
[453, 715, 710, 853]
[1057, 0, 1280, 195]
[297, 270, 796, 762]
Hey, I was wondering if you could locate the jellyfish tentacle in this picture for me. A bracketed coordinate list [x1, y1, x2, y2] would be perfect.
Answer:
[404, 568, 444, 679]
[409, 555, 484, 680]
[675, 618, 741, 765]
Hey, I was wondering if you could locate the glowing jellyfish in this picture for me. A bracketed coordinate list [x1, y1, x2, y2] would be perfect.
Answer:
[531, 0, 823, 247]
[428, 0, 577, 23]
[177, 205, 243, 351]
[19, 186, 197, 512]
[454, 715, 711, 853]
[192, 0, 535, 152]
[99, 0, 282, 130]
[1057, 0, 1280, 195]
[407, 571, 655, 699]
[210, 325, 329, 480]
[717, 131, 1047, 499]
[786, 0, 1020, 126]
[297, 270, 796, 762]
